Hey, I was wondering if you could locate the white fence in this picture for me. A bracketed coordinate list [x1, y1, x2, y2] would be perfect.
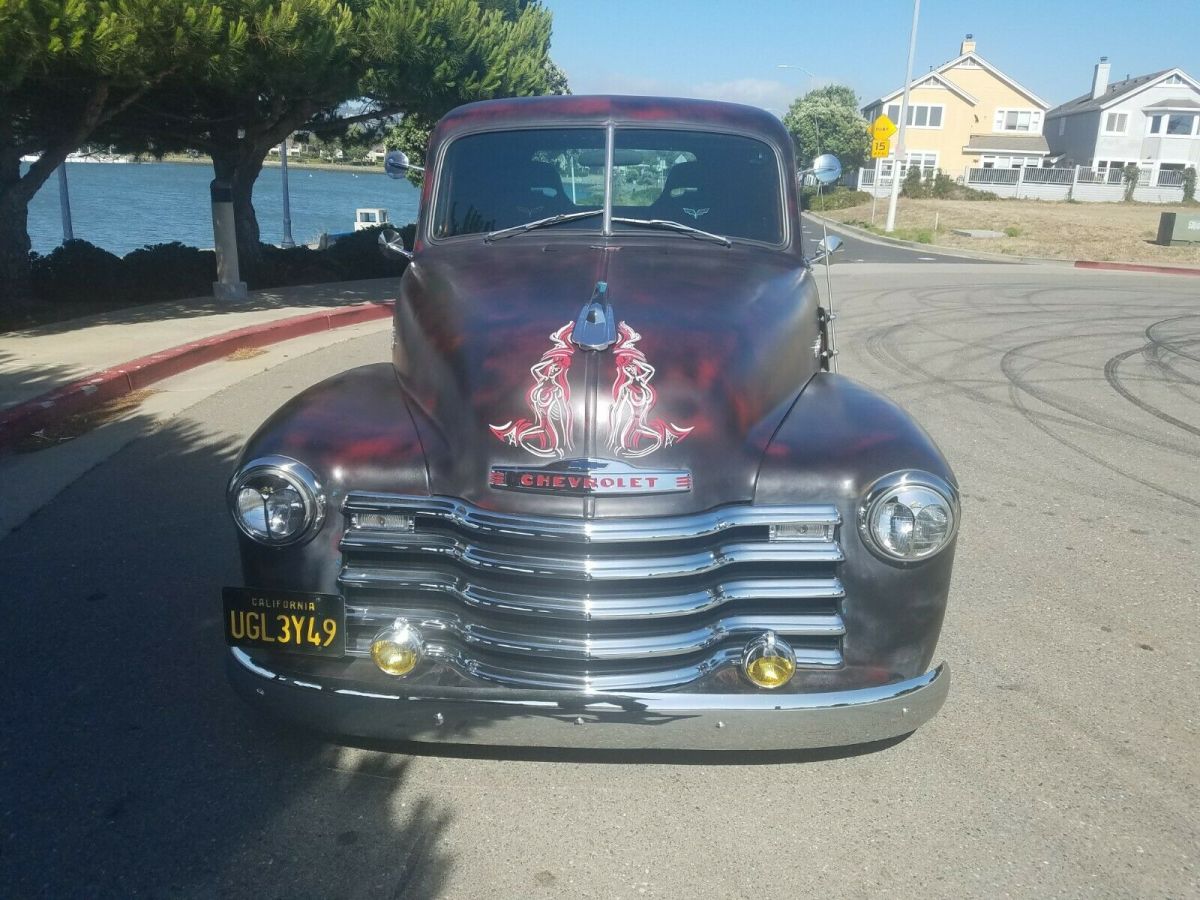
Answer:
[856, 164, 1189, 203]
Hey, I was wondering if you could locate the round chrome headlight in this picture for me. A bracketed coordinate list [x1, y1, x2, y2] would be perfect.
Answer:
[228, 456, 325, 546]
[858, 471, 959, 562]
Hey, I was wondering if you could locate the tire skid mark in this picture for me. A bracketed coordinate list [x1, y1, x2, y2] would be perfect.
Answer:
[844, 275, 1200, 510]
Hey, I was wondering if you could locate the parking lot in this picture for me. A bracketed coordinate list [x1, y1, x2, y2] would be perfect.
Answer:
[2, 261, 1197, 898]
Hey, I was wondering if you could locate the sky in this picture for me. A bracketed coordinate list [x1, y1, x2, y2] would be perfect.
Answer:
[542, 0, 1200, 115]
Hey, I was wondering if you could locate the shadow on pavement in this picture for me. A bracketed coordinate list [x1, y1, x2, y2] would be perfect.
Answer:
[1, 278, 399, 338]
[0, 349, 89, 412]
[0, 414, 452, 898]
[327, 733, 912, 767]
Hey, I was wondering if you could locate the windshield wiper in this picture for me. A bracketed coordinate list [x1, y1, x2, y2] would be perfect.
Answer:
[611, 216, 731, 247]
[484, 209, 603, 242]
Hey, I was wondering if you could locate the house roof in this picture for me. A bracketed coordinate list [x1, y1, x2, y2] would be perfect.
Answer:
[1142, 97, 1200, 111]
[1046, 68, 1199, 118]
[963, 134, 1050, 153]
[863, 51, 1048, 113]
[869, 71, 979, 108]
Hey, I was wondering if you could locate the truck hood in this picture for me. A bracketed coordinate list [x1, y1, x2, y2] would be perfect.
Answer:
[393, 239, 820, 515]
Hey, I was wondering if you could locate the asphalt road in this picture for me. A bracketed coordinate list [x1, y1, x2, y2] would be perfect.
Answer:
[2, 263, 1197, 898]
[801, 212, 1001, 264]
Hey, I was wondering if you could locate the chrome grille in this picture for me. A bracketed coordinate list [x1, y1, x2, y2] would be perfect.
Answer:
[338, 493, 845, 690]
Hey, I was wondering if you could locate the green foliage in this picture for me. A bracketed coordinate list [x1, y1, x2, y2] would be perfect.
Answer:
[1122, 163, 1140, 202]
[1183, 166, 1197, 204]
[801, 187, 870, 211]
[121, 242, 216, 301]
[99, 0, 561, 263]
[901, 165, 925, 198]
[1004, 226, 1021, 238]
[30, 240, 124, 304]
[783, 84, 870, 172]
[29, 230, 416, 307]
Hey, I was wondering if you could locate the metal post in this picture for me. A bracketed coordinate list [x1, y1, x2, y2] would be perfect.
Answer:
[57, 164, 74, 243]
[279, 140, 295, 248]
[210, 179, 248, 301]
[870, 158, 880, 224]
[885, 0, 921, 233]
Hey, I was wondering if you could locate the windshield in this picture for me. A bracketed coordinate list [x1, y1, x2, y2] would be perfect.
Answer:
[611, 129, 783, 243]
[432, 128, 605, 239]
[432, 127, 785, 244]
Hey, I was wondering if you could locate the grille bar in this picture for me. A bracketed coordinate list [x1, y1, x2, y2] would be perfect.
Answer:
[337, 495, 845, 690]
[345, 607, 844, 660]
[338, 568, 845, 620]
[344, 493, 840, 543]
[340, 532, 842, 579]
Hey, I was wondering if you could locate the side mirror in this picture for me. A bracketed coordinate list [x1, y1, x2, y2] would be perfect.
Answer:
[384, 150, 423, 179]
[377, 227, 413, 261]
[811, 234, 844, 263]
[810, 153, 842, 186]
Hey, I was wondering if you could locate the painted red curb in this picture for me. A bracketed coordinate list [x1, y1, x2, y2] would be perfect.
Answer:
[1075, 260, 1200, 276]
[0, 300, 394, 452]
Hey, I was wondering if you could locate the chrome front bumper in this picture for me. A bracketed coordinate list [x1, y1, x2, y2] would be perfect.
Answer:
[228, 649, 949, 751]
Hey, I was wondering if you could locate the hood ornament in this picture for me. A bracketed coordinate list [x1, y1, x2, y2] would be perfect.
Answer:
[570, 281, 617, 351]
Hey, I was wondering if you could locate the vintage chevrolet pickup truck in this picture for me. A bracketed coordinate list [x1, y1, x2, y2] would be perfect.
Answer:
[223, 95, 958, 750]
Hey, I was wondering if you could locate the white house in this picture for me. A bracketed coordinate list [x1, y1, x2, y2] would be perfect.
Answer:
[1046, 60, 1200, 185]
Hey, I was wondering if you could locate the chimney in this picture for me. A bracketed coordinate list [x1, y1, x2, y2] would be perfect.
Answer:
[960, 33, 976, 55]
[1092, 57, 1111, 99]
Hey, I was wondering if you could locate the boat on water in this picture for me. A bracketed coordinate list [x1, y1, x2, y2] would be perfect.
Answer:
[20, 153, 41, 163]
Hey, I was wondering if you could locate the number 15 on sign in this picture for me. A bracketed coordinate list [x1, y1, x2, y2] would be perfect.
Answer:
[871, 138, 890, 159]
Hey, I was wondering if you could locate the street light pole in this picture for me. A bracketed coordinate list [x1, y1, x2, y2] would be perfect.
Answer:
[776, 63, 816, 95]
[57, 164, 74, 243]
[885, 0, 921, 233]
[279, 138, 295, 248]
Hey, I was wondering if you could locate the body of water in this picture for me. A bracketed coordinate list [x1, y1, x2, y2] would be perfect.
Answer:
[24, 160, 422, 256]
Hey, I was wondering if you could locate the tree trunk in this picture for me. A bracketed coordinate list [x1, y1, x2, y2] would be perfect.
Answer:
[210, 143, 266, 272]
[0, 191, 34, 313]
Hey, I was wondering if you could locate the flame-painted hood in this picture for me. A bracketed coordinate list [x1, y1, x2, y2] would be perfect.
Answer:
[393, 237, 821, 515]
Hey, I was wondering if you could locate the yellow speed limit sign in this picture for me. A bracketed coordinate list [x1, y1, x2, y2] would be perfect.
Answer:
[870, 114, 896, 158]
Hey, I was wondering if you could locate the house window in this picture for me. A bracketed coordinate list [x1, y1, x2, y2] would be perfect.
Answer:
[885, 103, 944, 128]
[994, 108, 1042, 133]
[1163, 74, 1185, 85]
[905, 151, 938, 174]
[1149, 113, 1199, 136]
[1058, 118, 1066, 136]
[1103, 113, 1128, 134]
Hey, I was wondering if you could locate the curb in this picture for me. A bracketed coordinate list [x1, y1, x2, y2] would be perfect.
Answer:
[805, 213, 1073, 266]
[1074, 260, 1200, 276]
[0, 300, 394, 453]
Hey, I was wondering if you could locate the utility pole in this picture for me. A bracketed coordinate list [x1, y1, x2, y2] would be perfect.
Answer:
[885, 0, 921, 233]
[279, 139, 295, 248]
[57, 164, 74, 243]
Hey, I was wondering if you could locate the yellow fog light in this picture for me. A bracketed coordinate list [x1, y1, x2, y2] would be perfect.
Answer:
[370, 621, 423, 677]
[742, 632, 797, 689]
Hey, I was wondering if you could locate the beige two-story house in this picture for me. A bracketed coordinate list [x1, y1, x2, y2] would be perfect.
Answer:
[861, 35, 1051, 180]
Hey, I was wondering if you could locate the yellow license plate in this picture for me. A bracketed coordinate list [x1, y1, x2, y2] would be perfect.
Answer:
[222, 587, 345, 657]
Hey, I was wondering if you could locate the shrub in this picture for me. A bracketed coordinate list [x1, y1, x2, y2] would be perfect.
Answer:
[1004, 226, 1022, 238]
[1183, 166, 1197, 204]
[912, 228, 933, 244]
[321, 224, 411, 280]
[121, 243, 216, 302]
[901, 166, 925, 198]
[1122, 163, 1140, 202]
[31, 240, 124, 305]
[802, 187, 871, 211]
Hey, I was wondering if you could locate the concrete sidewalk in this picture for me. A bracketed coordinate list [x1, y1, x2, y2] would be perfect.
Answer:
[0, 278, 397, 451]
